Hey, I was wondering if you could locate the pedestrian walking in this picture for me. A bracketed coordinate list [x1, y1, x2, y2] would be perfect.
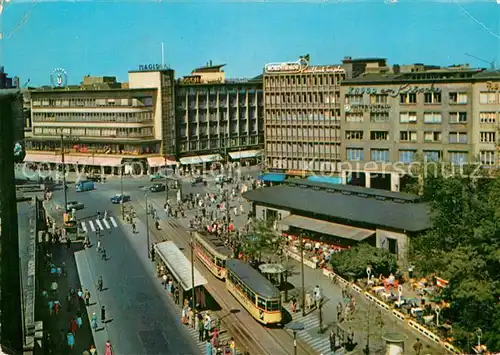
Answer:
[198, 314, 204, 341]
[84, 289, 91, 306]
[132, 222, 136, 233]
[101, 305, 106, 322]
[96, 239, 102, 252]
[76, 310, 83, 328]
[337, 301, 343, 322]
[66, 237, 71, 250]
[104, 340, 113, 355]
[205, 339, 212, 355]
[162, 274, 167, 289]
[101, 248, 107, 260]
[53, 300, 60, 315]
[48, 300, 54, 316]
[204, 314, 212, 341]
[98, 276, 103, 291]
[67, 331, 75, 350]
[91, 312, 98, 331]
[70, 317, 78, 335]
[230, 338, 236, 355]
[89, 344, 97, 355]
[413, 338, 423, 355]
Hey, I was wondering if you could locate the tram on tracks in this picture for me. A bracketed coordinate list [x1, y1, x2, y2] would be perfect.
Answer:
[226, 259, 282, 325]
[193, 232, 233, 280]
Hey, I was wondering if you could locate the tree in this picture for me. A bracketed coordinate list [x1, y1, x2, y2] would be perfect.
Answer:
[242, 219, 284, 262]
[330, 244, 397, 281]
[410, 166, 500, 352]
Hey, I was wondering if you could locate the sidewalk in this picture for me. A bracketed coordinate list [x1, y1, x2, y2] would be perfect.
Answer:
[38, 241, 96, 354]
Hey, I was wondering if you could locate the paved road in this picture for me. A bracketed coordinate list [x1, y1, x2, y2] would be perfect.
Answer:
[48, 186, 202, 355]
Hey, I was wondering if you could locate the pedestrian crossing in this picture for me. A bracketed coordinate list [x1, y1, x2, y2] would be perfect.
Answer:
[283, 304, 334, 355]
[80, 216, 118, 233]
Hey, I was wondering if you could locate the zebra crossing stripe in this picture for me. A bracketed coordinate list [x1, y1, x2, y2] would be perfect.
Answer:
[103, 219, 111, 229]
[96, 219, 104, 230]
[81, 222, 87, 232]
[109, 216, 118, 228]
[89, 220, 96, 232]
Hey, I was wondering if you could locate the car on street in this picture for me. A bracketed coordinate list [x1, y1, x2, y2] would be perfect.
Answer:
[76, 180, 95, 192]
[150, 173, 164, 181]
[110, 194, 131, 204]
[215, 175, 233, 184]
[150, 183, 166, 192]
[190, 176, 205, 186]
[66, 201, 85, 211]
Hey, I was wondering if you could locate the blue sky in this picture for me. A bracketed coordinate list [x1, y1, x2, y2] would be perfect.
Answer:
[1, 0, 499, 86]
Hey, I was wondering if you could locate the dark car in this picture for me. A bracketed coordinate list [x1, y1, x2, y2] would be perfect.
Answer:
[66, 201, 85, 211]
[190, 176, 204, 186]
[110, 194, 131, 204]
[150, 183, 166, 192]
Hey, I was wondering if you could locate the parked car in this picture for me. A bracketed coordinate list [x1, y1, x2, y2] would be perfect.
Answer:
[190, 176, 204, 186]
[66, 201, 85, 211]
[215, 175, 233, 184]
[76, 180, 95, 192]
[110, 194, 131, 204]
[150, 173, 164, 181]
[150, 183, 166, 192]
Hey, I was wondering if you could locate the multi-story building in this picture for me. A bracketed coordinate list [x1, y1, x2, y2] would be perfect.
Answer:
[174, 62, 264, 166]
[0, 66, 20, 89]
[25, 76, 162, 173]
[339, 63, 500, 191]
[262, 56, 388, 175]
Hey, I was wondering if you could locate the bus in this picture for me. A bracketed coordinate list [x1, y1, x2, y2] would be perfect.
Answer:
[193, 232, 232, 280]
[226, 259, 282, 325]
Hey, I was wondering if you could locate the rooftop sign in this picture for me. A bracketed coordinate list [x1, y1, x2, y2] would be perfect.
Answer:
[303, 65, 346, 74]
[264, 58, 309, 74]
[138, 64, 170, 71]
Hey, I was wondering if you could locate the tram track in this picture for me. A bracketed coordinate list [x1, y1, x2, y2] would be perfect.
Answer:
[130, 198, 315, 355]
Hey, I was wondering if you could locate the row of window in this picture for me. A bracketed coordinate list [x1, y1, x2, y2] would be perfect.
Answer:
[32, 127, 154, 138]
[264, 74, 345, 88]
[179, 125, 258, 137]
[179, 136, 261, 152]
[25, 141, 160, 155]
[32, 97, 154, 108]
[227, 271, 281, 312]
[178, 94, 260, 106]
[265, 93, 340, 105]
[266, 143, 339, 155]
[345, 131, 497, 144]
[197, 244, 224, 268]
[32, 112, 153, 123]
[266, 127, 339, 139]
[266, 110, 340, 121]
[176, 88, 262, 96]
[346, 148, 473, 164]
[267, 158, 340, 171]
[345, 111, 468, 124]
[179, 110, 260, 122]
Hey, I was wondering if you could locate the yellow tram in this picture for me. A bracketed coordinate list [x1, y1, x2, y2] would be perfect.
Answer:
[193, 232, 232, 280]
[225, 259, 282, 325]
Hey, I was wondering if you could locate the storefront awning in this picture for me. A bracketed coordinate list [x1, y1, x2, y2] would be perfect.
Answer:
[279, 215, 375, 241]
[228, 150, 262, 160]
[155, 241, 208, 291]
[63, 155, 92, 165]
[200, 154, 223, 163]
[90, 157, 123, 166]
[258, 173, 286, 183]
[147, 156, 177, 167]
[24, 153, 61, 164]
[180, 154, 223, 165]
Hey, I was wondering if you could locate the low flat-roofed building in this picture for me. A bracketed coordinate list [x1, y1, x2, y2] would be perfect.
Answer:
[243, 180, 431, 262]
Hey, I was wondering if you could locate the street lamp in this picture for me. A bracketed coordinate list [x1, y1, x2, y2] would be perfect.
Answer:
[285, 321, 304, 355]
[300, 233, 306, 317]
[190, 231, 197, 325]
[145, 193, 150, 258]
[120, 166, 124, 219]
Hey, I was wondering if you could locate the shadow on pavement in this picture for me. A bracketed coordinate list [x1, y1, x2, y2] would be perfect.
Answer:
[37, 241, 96, 354]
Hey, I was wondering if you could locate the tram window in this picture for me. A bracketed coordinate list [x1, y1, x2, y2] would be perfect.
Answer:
[215, 258, 224, 267]
[246, 290, 255, 304]
[266, 300, 280, 312]
[257, 297, 266, 310]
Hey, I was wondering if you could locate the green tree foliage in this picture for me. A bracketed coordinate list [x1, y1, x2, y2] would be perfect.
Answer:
[242, 219, 283, 261]
[330, 243, 397, 281]
[410, 164, 500, 351]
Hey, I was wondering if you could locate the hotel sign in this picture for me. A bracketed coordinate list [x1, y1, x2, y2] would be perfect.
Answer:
[265, 58, 309, 74]
[347, 83, 442, 97]
[180, 76, 202, 84]
[344, 104, 390, 113]
[138, 64, 170, 71]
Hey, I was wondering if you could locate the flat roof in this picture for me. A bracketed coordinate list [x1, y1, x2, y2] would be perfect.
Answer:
[31, 87, 156, 94]
[194, 232, 232, 258]
[226, 259, 281, 299]
[243, 185, 431, 232]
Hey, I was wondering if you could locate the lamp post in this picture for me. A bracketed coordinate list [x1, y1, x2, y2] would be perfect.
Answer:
[300, 233, 306, 317]
[285, 321, 304, 355]
[190, 231, 197, 324]
[120, 166, 124, 219]
[145, 193, 150, 258]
